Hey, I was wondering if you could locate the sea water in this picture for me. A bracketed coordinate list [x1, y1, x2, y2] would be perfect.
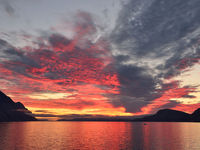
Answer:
[0, 122, 200, 150]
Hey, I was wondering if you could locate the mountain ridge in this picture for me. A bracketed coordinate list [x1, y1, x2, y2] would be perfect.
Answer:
[133, 108, 200, 122]
[0, 90, 37, 122]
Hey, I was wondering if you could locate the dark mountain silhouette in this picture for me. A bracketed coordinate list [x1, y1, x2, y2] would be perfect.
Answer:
[133, 108, 200, 122]
[0, 91, 37, 122]
[191, 108, 200, 121]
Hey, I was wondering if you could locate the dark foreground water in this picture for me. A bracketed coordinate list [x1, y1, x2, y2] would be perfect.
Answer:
[0, 122, 200, 150]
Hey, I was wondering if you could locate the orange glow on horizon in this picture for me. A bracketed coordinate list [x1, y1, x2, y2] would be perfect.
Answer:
[28, 107, 133, 118]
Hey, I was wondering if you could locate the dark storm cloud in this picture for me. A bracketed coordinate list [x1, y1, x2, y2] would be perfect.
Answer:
[117, 64, 157, 98]
[111, 0, 200, 112]
[112, 0, 200, 57]
[111, 95, 148, 112]
[110, 64, 160, 112]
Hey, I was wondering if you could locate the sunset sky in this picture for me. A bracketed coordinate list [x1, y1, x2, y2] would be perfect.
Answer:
[0, 0, 200, 120]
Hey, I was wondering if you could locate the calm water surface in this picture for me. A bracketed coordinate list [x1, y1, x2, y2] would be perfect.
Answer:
[0, 122, 200, 150]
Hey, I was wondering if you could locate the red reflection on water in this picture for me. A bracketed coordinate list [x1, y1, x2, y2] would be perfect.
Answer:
[0, 122, 133, 150]
[77, 122, 132, 150]
[141, 123, 191, 150]
[1, 122, 200, 150]
[143, 123, 150, 150]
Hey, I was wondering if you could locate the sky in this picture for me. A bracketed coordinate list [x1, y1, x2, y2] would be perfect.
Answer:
[0, 0, 200, 120]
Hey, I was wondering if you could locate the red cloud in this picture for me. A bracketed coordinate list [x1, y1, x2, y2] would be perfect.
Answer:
[134, 81, 196, 115]
[0, 12, 131, 116]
